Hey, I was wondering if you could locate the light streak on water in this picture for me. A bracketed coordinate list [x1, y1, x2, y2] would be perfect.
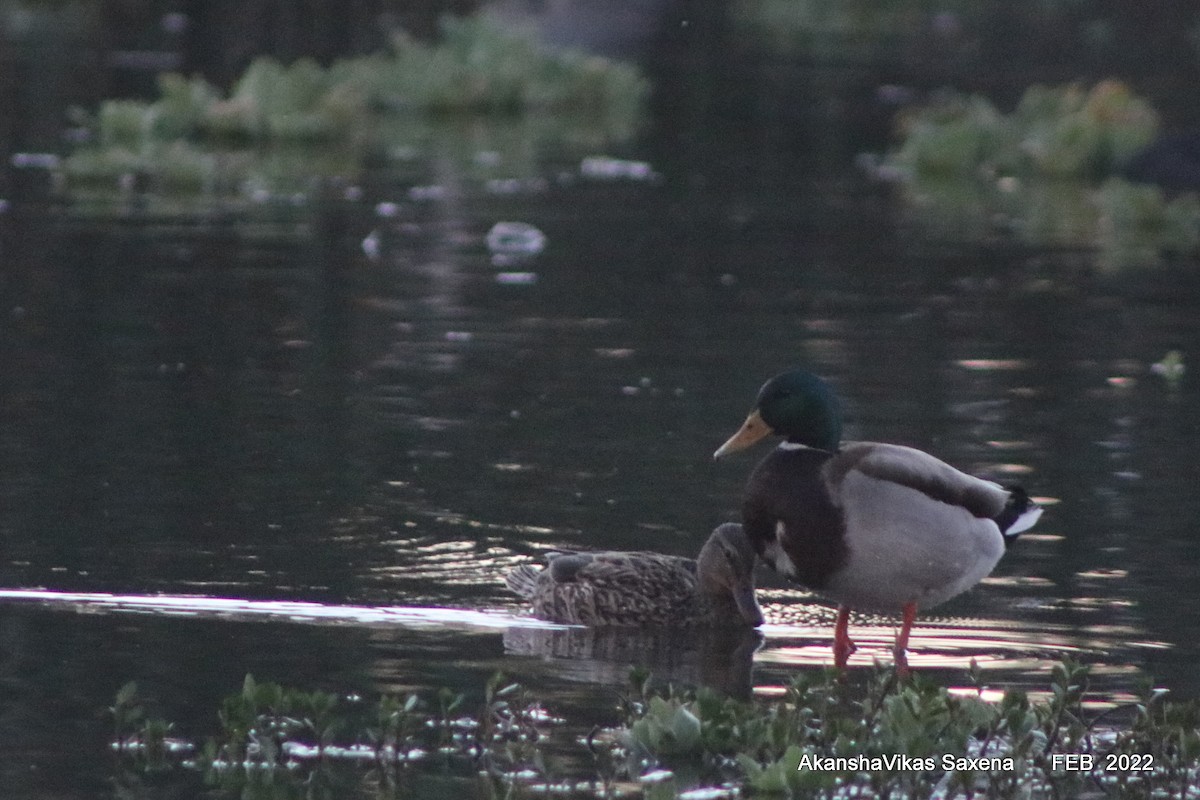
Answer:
[0, 589, 571, 631]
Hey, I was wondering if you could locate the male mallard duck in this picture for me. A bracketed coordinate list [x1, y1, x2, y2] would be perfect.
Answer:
[505, 523, 763, 627]
[713, 369, 1042, 673]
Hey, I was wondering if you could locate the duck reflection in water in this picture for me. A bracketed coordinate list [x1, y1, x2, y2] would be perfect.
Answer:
[503, 624, 763, 700]
[504, 522, 764, 697]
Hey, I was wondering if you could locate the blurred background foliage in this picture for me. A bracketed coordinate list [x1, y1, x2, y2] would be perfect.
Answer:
[4, 0, 1200, 266]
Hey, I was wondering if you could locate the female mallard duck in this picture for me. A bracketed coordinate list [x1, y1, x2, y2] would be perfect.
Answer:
[713, 369, 1042, 673]
[506, 523, 764, 627]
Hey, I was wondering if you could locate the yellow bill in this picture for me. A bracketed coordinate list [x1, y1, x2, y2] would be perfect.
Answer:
[713, 409, 773, 459]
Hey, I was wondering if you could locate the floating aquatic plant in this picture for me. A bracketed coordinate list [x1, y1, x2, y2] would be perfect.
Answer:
[891, 92, 1006, 176]
[890, 81, 1159, 180]
[110, 681, 192, 773]
[625, 696, 705, 757]
[619, 659, 1200, 799]
[56, 13, 647, 206]
[1095, 177, 1200, 267]
[70, 13, 647, 150]
[1151, 350, 1185, 386]
[873, 82, 1200, 268]
[111, 658, 1200, 799]
[892, 173, 1200, 267]
[351, 14, 648, 117]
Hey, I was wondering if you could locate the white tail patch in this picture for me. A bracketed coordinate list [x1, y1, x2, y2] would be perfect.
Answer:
[1006, 506, 1043, 536]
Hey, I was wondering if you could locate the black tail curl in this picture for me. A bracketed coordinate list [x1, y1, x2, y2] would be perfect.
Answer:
[996, 486, 1040, 547]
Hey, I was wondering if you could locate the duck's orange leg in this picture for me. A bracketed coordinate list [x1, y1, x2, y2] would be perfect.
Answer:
[833, 605, 857, 669]
[893, 601, 918, 678]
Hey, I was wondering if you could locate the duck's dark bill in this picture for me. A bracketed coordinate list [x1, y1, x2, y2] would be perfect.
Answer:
[713, 409, 772, 459]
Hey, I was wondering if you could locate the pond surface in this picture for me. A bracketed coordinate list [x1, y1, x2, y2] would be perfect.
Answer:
[4, 13, 1200, 800]
[4, 132, 1200, 794]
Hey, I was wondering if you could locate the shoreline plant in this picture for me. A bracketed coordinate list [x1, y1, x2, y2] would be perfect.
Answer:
[112, 657, 1200, 799]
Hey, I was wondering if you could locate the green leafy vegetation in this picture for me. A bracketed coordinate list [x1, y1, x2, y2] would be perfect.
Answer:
[58, 13, 647, 202]
[879, 82, 1200, 268]
[111, 658, 1200, 799]
[892, 175, 1200, 270]
[889, 82, 1158, 179]
[80, 14, 646, 145]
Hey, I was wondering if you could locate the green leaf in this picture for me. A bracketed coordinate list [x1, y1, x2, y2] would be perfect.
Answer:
[668, 705, 702, 751]
[115, 681, 139, 707]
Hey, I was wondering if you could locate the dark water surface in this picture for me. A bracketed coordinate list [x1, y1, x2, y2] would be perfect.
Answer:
[4, 136, 1200, 792]
[4, 20, 1200, 800]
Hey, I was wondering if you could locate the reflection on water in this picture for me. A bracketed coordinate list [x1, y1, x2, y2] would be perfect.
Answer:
[5, 42, 1200, 800]
[0, 585, 1171, 709]
[0, 589, 566, 630]
[4, 153, 1200, 703]
[4, 173, 1199, 629]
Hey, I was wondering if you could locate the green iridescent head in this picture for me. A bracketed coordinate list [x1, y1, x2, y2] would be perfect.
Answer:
[714, 369, 843, 457]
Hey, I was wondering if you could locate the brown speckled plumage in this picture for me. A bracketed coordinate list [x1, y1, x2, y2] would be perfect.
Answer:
[506, 523, 762, 627]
